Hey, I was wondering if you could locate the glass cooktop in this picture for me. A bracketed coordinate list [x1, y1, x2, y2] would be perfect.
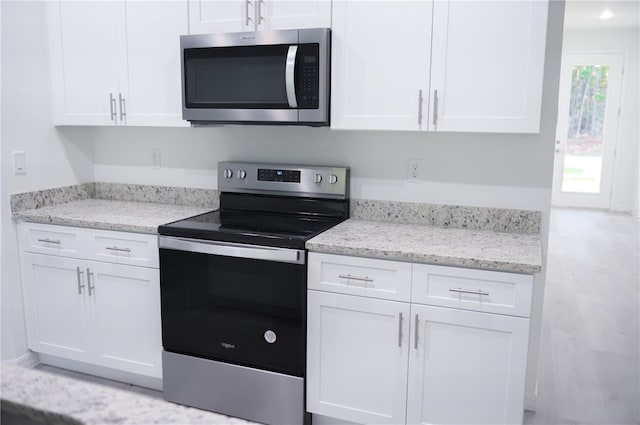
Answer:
[158, 209, 345, 250]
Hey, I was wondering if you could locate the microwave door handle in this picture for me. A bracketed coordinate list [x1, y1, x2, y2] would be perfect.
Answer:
[285, 45, 298, 108]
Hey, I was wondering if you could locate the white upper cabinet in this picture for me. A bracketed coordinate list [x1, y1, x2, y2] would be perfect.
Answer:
[48, 1, 120, 126]
[48, 1, 189, 127]
[120, 1, 189, 127]
[188, 0, 331, 34]
[331, 0, 432, 131]
[331, 0, 548, 133]
[429, 0, 548, 133]
[257, 0, 331, 30]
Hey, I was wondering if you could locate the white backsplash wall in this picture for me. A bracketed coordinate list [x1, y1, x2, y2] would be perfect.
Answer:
[91, 125, 554, 208]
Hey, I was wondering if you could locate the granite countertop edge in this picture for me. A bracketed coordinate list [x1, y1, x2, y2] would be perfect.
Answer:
[1, 365, 257, 425]
[305, 219, 543, 274]
[12, 199, 213, 235]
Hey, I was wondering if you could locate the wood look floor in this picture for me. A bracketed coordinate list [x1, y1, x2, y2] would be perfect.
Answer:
[524, 208, 639, 425]
[33, 208, 640, 425]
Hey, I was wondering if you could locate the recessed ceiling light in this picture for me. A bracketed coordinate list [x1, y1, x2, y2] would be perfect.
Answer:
[600, 9, 614, 19]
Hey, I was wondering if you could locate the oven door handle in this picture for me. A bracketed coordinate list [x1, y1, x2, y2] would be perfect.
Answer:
[159, 236, 305, 265]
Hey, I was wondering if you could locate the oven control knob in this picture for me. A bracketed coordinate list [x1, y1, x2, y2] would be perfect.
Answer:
[237, 169, 247, 179]
[264, 330, 277, 344]
[223, 169, 233, 179]
[313, 173, 323, 184]
[328, 174, 338, 185]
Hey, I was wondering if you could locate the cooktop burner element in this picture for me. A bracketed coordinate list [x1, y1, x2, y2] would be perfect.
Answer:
[158, 162, 350, 249]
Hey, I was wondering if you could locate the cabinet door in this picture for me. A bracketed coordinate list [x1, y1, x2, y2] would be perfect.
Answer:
[429, 0, 548, 133]
[21, 253, 92, 362]
[120, 1, 189, 127]
[48, 1, 120, 125]
[307, 290, 410, 424]
[88, 261, 162, 378]
[188, 0, 254, 34]
[407, 304, 530, 425]
[331, 0, 432, 130]
[257, 0, 331, 31]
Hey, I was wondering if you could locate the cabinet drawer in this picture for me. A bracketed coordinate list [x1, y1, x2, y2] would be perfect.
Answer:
[411, 264, 533, 317]
[86, 229, 158, 268]
[19, 222, 85, 259]
[308, 253, 412, 302]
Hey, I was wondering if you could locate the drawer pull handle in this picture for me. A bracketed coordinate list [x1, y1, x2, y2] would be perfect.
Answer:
[38, 238, 61, 245]
[105, 246, 132, 253]
[76, 267, 85, 295]
[398, 312, 403, 348]
[338, 274, 373, 283]
[449, 288, 490, 296]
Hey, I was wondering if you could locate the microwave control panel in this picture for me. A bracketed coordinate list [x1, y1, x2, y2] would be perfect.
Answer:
[297, 44, 320, 109]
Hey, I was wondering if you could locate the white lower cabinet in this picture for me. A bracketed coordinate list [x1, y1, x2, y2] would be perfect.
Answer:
[307, 252, 533, 425]
[21, 253, 93, 362]
[19, 223, 162, 379]
[307, 291, 410, 424]
[407, 304, 530, 425]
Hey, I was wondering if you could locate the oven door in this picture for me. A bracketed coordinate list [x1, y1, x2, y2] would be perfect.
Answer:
[159, 236, 306, 376]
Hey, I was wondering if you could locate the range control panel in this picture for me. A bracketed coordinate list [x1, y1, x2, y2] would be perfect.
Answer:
[218, 162, 349, 199]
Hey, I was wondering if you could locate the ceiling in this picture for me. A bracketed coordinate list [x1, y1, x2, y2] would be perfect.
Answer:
[564, 0, 640, 30]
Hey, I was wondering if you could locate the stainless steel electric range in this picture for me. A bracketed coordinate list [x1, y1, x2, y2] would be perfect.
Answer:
[158, 162, 349, 425]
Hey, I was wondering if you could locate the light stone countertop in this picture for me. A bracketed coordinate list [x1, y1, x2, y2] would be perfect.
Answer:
[306, 219, 542, 274]
[13, 199, 213, 234]
[0, 365, 257, 425]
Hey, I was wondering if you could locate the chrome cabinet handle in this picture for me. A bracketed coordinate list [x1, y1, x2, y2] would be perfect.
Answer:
[433, 89, 438, 127]
[118, 93, 126, 122]
[398, 312, 403, 348]
[245, 0, 253, 26]
[76, 267, 85, 295]
[414, 314, 419, 350]
[338, 274, 374, 283]
[109, 93, 117, 121]
[257, 0, 264, 24]
[38, 238, 61, 245]
[449, 288, 490, 296]
[87, 268, 95, 296]
[285, 45, 298, 108]
[417, 89, 423, 126]
[105, 246, 132, 253]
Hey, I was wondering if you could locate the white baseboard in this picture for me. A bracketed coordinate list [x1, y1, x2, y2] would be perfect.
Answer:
[38, 354, 163, 391]
[1, 351, 39, 369]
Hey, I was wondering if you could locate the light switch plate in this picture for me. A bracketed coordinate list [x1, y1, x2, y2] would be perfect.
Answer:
[13, 151, 26, 175]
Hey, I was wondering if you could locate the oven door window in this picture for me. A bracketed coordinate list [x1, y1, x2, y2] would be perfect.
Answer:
[160, 248, 306, 376]
[184, 45, 290, 109]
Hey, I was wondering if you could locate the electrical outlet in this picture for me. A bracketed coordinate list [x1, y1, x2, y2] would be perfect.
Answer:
[407, 159, 423, 182]
[150, 149, 161, 169]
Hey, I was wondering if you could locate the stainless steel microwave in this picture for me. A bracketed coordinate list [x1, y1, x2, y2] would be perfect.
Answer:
[180, 28, 330, 126]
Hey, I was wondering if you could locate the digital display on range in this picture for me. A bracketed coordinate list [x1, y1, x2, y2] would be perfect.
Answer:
[258, 168, 301, 183]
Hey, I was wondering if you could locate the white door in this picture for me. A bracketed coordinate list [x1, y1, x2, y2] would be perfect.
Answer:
[88, 261, 162, 378]
[407, 304, 530, 425]
[120, 1, 189, 127]
[21, 254, 93, 362]
[306, 291, 410, 424]
[330, 0, 432, 130]
[188, 0, 254, 34]
[48, 1, 120, 125]
[429, 0, 548, 133]
[552, 53, 624, 209]
[257, 0, 331, 30]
